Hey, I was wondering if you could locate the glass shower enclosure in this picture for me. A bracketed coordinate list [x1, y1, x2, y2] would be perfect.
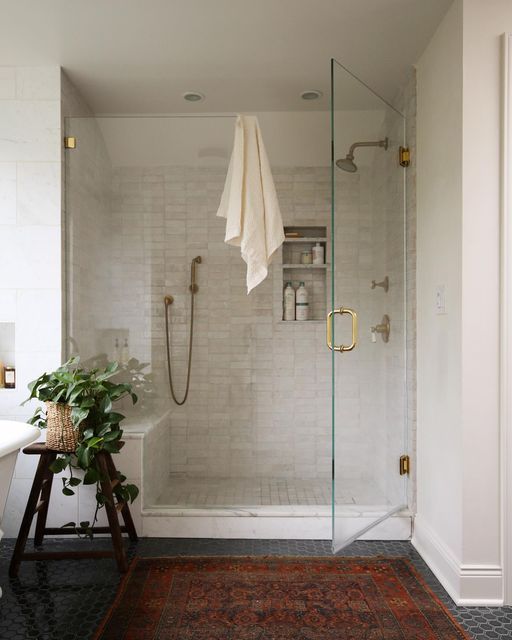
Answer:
[330, 59, 408, 551]
[63, 62, 409, 548]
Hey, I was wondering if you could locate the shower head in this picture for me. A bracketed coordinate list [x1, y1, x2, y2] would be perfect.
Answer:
[336, 155, 358, 173]
[336, 137, 389, 173]
[194, 256, 202, 264]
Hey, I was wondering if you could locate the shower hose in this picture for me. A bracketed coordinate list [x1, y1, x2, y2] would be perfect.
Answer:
[164, 260, 198, 406]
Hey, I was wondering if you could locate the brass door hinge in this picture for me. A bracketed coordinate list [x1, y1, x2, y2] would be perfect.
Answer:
[64, 136, 76, 149]
[399, 146, 410, 167]
[399, 454, 410, 476]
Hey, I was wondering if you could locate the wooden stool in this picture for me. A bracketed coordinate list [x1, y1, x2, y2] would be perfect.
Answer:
[9, 442, 138, 578]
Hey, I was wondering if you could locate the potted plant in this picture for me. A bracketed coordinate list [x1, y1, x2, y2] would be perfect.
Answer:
[24, 357, 139, 536]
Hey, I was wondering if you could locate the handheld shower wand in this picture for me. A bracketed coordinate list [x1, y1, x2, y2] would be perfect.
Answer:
[164, 256, 201, 405]
[189, 255, 201, 293]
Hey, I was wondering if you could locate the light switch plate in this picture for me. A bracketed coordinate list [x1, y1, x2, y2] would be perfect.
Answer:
[435, 284, 446, 314]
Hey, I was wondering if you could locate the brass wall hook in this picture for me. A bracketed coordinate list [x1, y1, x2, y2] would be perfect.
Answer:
[371, 276, 389, 292]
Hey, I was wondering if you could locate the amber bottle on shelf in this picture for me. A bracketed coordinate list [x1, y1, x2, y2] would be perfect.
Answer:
[4, 365, 15, 389]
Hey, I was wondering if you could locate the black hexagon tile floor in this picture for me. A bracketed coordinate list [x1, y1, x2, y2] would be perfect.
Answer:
[0, 538, 511, 639]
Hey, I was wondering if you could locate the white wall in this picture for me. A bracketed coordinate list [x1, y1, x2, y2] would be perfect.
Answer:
[414, 0, 509, 605]
[0, 66, 65, 534]
[0, 67, 62, 418]
[460, 0, 510, 586]
[414, 0, 463, 583]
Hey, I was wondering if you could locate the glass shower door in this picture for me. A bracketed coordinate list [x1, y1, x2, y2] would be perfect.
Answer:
[330, 59, 408, 552]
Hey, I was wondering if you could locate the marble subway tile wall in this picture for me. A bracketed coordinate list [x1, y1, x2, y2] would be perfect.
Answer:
[357, 70, 416, 511]
[110, 166, 336, 484]
[370, 108, 407, 507]
[65, 118, 113, 362]
[333, 166, 388, 500]
[61, 71, 115, 364]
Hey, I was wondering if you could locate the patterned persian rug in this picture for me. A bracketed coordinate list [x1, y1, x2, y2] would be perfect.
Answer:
[94, 556, 471, 639]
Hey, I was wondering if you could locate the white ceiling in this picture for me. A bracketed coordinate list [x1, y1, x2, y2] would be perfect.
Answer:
[0, 0, 452, 114]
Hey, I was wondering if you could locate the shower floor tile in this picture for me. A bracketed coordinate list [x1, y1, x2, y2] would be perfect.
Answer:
[152, 476, 388, 508]
[154, 476, 331, 507]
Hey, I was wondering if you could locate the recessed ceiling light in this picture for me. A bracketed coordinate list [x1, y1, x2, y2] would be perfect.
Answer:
[300, 90, 323, 101]
[183, 91, 205, 102]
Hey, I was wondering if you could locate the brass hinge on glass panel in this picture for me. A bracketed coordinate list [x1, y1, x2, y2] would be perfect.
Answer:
[399, 146, 410, 167]
[399, 454, 410, 476]
[64, 136, 76, 149]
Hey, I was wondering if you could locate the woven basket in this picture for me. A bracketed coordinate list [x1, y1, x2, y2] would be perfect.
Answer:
[45, 401, 81, 452]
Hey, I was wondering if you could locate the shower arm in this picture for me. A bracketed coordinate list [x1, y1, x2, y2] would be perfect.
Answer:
[347, 138, 388, 159]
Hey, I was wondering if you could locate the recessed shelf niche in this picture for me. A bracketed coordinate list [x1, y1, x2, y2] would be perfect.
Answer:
[281, 225, 328, 322]
[0, 322, 15, 389]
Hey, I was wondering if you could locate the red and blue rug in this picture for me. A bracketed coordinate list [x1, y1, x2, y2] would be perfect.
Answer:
[94, 556, 471, 639]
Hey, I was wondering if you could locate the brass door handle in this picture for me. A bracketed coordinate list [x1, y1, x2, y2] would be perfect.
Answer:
[327, 307, 358, 352]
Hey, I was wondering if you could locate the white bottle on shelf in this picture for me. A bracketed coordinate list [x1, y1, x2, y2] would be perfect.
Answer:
[312, 242, 324, 265]
[295, 282, 309, 321]
[283, 282, 296, 321]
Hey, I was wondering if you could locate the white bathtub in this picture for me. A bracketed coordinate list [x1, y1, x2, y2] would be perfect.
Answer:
[0, 420, 39, 593]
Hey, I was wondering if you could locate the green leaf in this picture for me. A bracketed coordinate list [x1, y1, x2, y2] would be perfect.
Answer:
[68, 477, 81, 487]
[82, 428, 94, 440]
[102, 441, 119, 454]
[83, 468, 100, 485]
[71, 406, 89, 426]
[49, 458, 68, 474]
[54, 372, 74, 384]
[103, 430, 121, 442]
[99, 396, 112, 414]
[67, 382, 87, 404]
[62, 487, 75, 496]
[86, 436, 104, 449]
[76, 445, 91, 468]
[105, 412, 125, 424]
[96, 362, 119, 381]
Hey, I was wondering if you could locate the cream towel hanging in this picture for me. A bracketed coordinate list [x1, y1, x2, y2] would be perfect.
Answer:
[217, 115, 285, 294]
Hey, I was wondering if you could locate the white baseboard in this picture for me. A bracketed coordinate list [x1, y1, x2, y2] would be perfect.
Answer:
[412, 515, 504, 606]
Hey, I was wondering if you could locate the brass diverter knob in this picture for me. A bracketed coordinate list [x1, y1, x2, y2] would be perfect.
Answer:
[371, 314, 390, 343]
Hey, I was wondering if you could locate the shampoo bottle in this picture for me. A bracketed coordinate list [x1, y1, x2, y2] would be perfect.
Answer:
[283, 282, 296, 321]
[296, 282, 309, 321]
[312, 242, 324, 265]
